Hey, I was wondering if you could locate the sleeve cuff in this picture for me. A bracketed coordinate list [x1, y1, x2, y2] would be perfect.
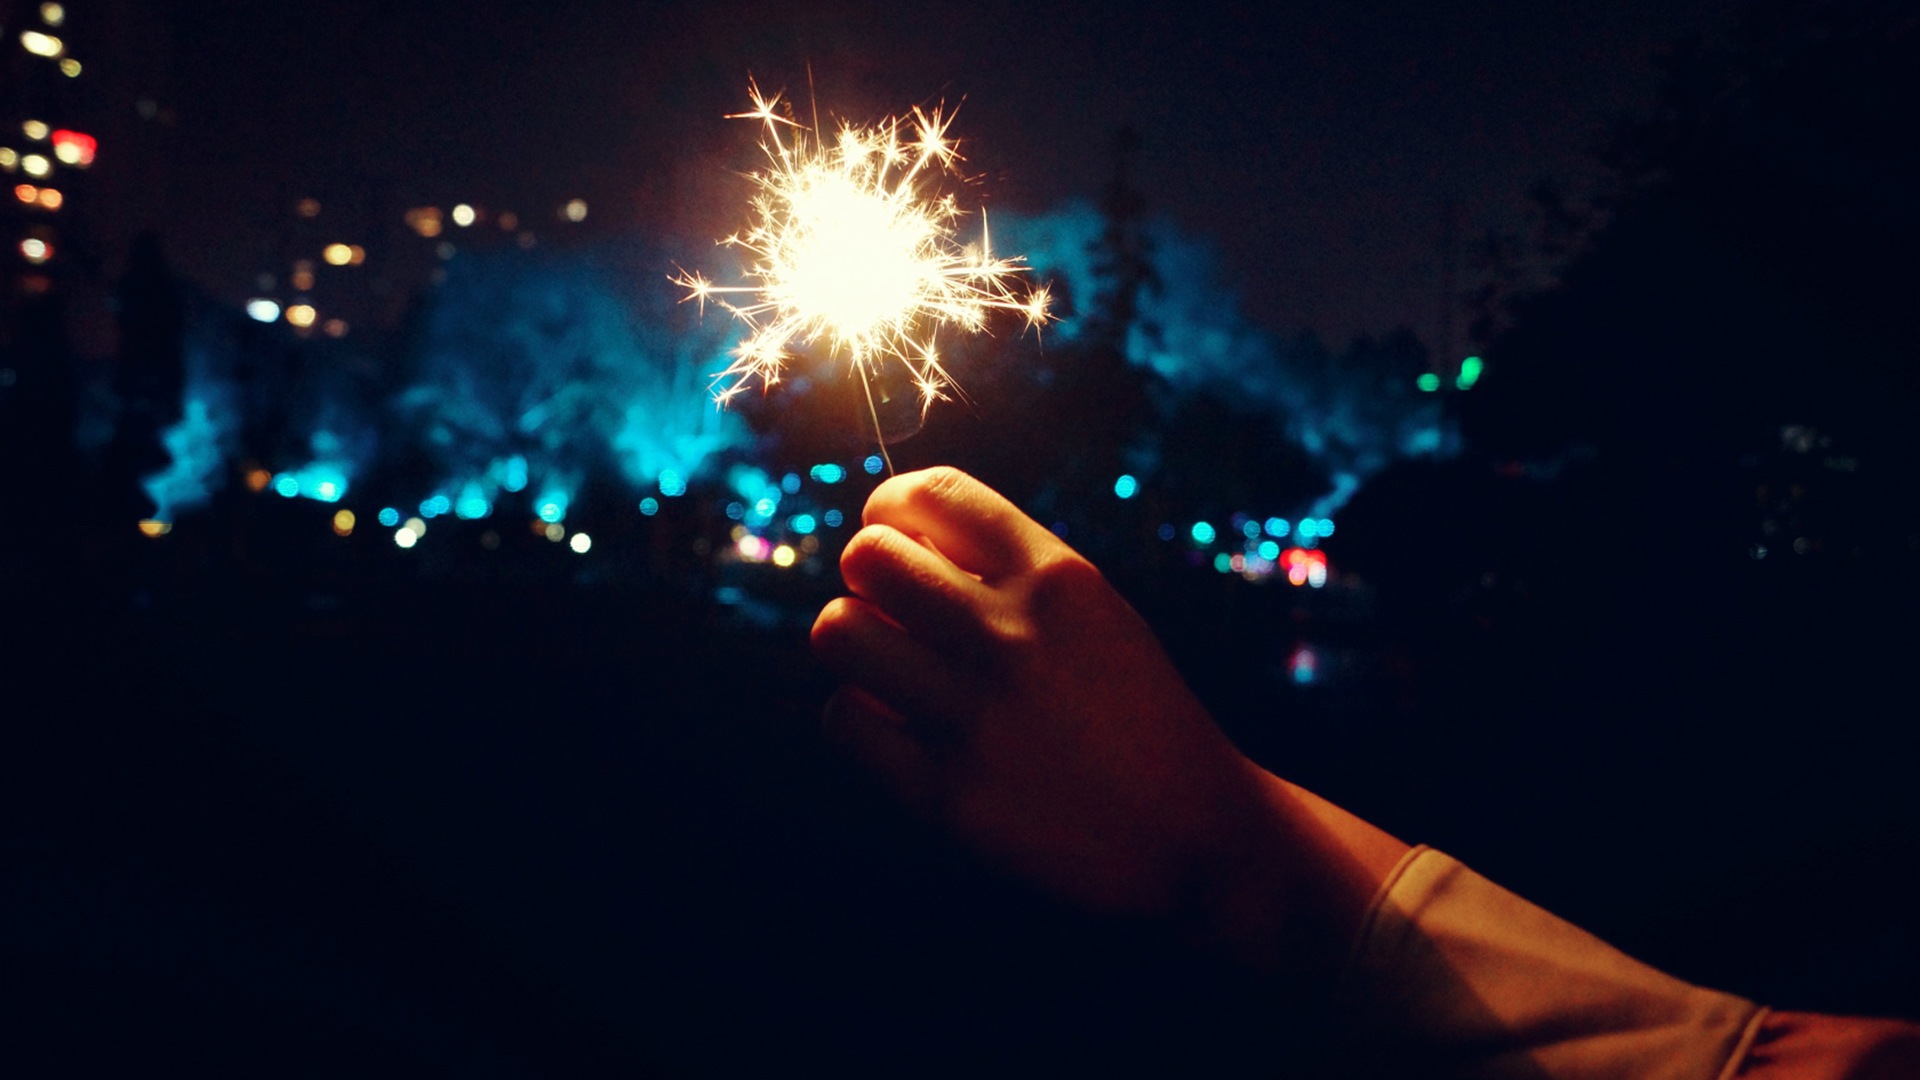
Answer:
[1330, 846, 1764, 1079]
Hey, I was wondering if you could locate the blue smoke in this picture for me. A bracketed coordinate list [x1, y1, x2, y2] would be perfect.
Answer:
[996, 203, 1457, 517]
[398, 245, 747, 517]
[142, 358, 233, 523]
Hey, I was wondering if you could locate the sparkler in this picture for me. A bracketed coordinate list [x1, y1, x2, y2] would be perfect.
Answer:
[674, 81, 1049, 469]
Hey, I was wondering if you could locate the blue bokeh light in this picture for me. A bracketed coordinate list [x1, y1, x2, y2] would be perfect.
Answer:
[658, 469, 686, 497]
[810, 463, 846, 484]
[377, 507, 400, 527]
[863, 455, 884, 475]
[781, 472, 801, 494]
[823, 509, 844, 528]
[790, 514, 817, 535]
[1191, 522, 1216, 545]
[1114, 474, 1138, 499]
[1265, 517, 1290, 538]
[639, 497, 659, 516]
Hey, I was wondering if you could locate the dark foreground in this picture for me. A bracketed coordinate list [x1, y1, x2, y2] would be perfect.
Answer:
[5, 549, 1917, 1076]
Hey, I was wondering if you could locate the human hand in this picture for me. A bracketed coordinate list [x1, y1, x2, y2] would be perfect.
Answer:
[810, 466, 1273, 918]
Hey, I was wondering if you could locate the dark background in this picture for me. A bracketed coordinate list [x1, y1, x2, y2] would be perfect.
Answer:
[4, 1, 1917, 1074]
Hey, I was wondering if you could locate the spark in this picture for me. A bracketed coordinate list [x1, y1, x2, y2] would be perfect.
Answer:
[674, 80, 1049, 423]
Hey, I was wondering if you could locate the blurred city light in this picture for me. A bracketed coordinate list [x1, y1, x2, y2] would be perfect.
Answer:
[1114, 474, 1138, 499]
[137, 519, 171, 538]
[245, 299, 281, 322]
[0, 148, 16, 169]
[22, 120, 48, 141]
[19, 238, 50, 263]
[50, 130, 94, 166]
[41, 3, 65, 27]
[563, 198, 587, 222]
[21, 154, 49, 177]
[772, 544, 796, 568]
[809, 463, 846, 484]
[322, 243, 354, 266]
[863, 455, 883, 475]
[639, 497, 659, 516]
[659, 469, 686, 497]
[285, 304, 317, 328]
[406, 207, 443, 237]
[569, 532, 592, 554]
[823, 509, 844, 528]
[790, 514, 816, 535]
[377, 507, 400, 527]
[451, 203, 476, 227]
[1456, 355, 1484, 390]
[295, 198, 321, 218]
[20, 31, 62, 58]
[332, 509, 356, 536]
[58, 58, 79, 77]
[1190, 521, 1216, 545]
[394, 527, 419, 549]
[1417, 373, 1441, 392]
[1265, 517, 1290, 537]
[543, 522, 565, 542]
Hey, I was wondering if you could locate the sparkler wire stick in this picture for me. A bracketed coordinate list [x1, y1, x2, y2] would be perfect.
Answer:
[674, 80, 1050, 473]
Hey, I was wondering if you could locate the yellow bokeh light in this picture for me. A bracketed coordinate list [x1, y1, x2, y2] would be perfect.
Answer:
[0, 148, 16, 169]
[20, 154, 49, 178]
[544, 522, 566, 542]
[20, 32, 62, 58]
[59, 58, 80, 77]
[563, 198, 587, 222]
[451, 203, 476, 227]
[405, 206, 442, 237]
[772, 544, 797, 568]
[322, 242, 353, 266]
[22, 120, 49, 141]
[36, 187, 61, 210]
[568, 532, 592, 554]
[405, 516, 426, 536]
[332, 509, 356, 536]
[394, 527, 418, 549]
[137, 519, 171, 537]
[20, 237, 50, 263]
[245, 467, 272, 493]
[41, 3, 66, 27]
[285, 304, 317, 328]
[52, 141, 82, 165]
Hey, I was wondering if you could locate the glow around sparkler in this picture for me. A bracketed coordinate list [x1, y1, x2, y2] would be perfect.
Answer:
[675, 82, 1050, 417]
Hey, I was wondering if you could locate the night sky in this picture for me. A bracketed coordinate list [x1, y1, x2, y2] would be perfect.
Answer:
[128, 0, 1741, 346]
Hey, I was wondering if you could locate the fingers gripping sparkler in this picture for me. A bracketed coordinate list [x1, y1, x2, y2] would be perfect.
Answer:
[673, 81, 1051, 472]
